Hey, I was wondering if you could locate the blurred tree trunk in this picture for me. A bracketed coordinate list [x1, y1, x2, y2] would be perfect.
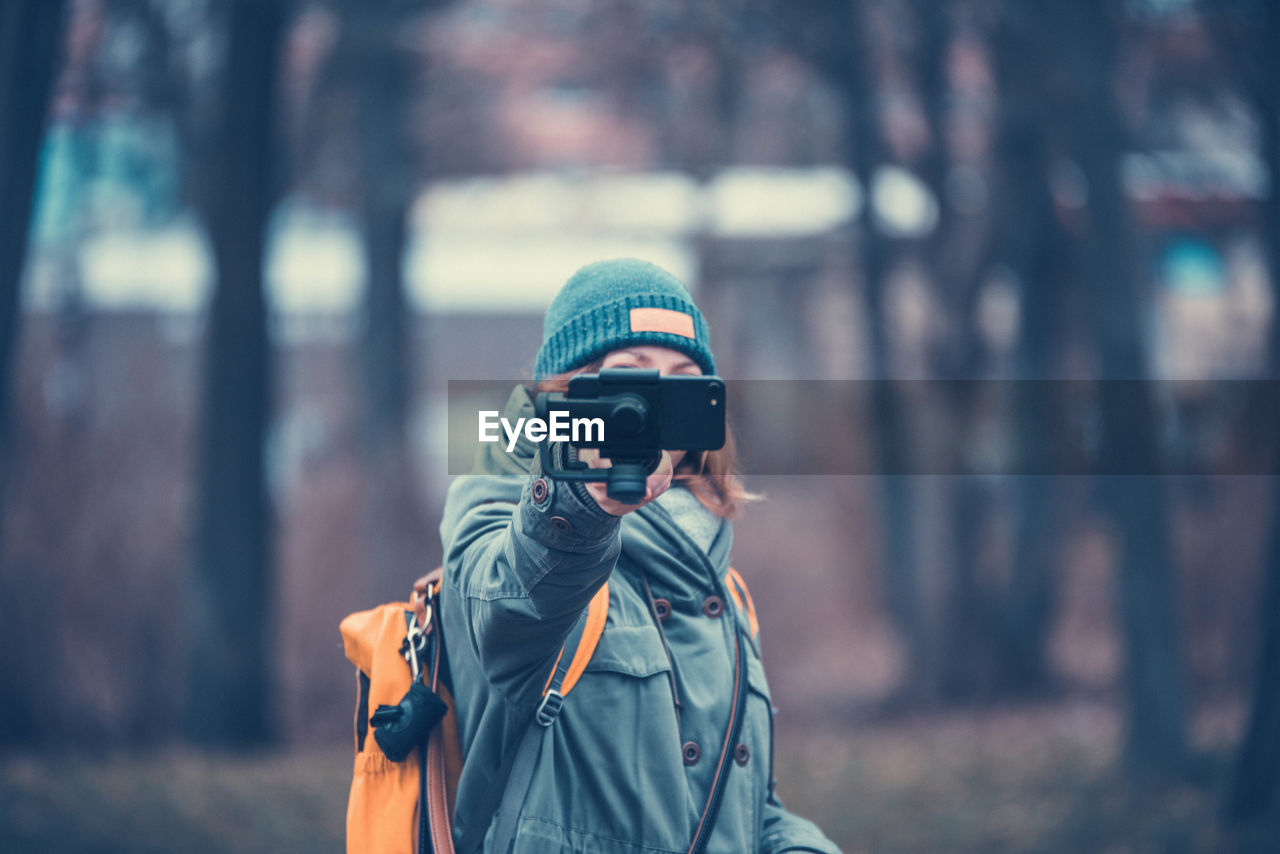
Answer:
[835, 1, 928, 700]
[0, 0, 67, 745]
[686, 0, 742, 374]
[909, 0, 1003, 700]
[1065, 0, 1187, 774]
[762, 0, 926, 686]
[989, 0, 1069, 693]
[0, 0, 68, 540]
[1231, 470, 1280, 821]
[1226, 0, 1280, 824]
[185, 0, 287, 747]
[335, 0, 434, 602]
[909, 0, 947, 211]
[344, 0, 410, 443]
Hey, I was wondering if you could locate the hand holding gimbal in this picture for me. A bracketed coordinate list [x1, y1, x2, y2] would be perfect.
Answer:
[533, 369, 726, 504]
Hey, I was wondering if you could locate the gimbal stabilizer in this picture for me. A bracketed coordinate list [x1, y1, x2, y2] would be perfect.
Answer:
[533, 369, 726, 504]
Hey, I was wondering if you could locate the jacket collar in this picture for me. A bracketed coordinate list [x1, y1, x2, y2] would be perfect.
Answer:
[625, 499, 733, 591]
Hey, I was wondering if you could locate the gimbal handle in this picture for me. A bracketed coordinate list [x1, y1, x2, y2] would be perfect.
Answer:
[536, 442, 660, 505]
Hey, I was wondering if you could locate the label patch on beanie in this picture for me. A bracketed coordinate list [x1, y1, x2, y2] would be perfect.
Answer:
[630, 307, 695, 338]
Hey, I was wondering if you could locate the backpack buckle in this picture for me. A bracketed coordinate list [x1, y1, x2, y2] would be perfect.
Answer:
[535, 688, 564, 726]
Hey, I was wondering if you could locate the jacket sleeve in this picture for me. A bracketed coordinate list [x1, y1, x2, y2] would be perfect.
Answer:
[760, 789, 843, 854]
[749, 604, 842, 853]
[443, 459, 621, 709]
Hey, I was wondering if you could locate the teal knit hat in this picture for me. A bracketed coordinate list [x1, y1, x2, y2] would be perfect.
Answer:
[534, 258, 716, 378]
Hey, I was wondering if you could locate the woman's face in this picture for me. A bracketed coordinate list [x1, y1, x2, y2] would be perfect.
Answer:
[598, 345, 703, 468]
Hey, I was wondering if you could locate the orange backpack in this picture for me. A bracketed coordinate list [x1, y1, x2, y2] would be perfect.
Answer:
[340, 568, 610, 854]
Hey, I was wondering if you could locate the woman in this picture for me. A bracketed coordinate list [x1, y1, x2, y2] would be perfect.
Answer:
[439, 258, 841, 853]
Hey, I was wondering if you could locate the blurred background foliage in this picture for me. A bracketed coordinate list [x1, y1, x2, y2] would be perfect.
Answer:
[2, 0, 1280, 850]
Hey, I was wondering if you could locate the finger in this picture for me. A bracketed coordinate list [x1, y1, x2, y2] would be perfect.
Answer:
[657, 450, 674, 476]
[655, 450, 674, 482]
[579, 448, 609, 469]
[643, 452, 675, 501]
[580, 448, 613, 470]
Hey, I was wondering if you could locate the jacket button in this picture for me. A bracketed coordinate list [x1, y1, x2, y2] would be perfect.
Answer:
[531, 478, 548, 503]
[682, 741, 701, 766]
[734, 743, 750, 766]
[702, 595, 724, 618]
[549, 516, 572, 533]
[653, 598, 672, 621]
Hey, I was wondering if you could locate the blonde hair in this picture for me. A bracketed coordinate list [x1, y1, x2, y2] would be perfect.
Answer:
[532, 358, 760, 519]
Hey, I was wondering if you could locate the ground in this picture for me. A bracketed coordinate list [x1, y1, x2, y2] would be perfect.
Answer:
[1, 699, 1274, 853]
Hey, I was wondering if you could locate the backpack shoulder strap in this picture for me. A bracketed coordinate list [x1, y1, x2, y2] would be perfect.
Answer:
[724, 567, 759, 639]
[541, 581, 609, 702]
[455, 581, 610, 854]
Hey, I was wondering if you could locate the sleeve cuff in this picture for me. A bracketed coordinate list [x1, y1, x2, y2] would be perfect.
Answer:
[519, 446, 619, 552]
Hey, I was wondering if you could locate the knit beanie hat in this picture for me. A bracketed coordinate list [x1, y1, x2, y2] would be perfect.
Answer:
[534, 258, 716, 379]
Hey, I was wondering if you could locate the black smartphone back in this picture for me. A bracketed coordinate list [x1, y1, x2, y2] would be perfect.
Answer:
[564, 370, 726, 452]
[655, 375, 725, 450]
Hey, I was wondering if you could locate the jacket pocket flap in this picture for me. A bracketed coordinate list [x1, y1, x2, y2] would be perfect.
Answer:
[744, 642, 772, 700]
[582, 625, 672, 678]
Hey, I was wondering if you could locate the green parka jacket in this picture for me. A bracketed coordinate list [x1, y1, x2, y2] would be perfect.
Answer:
[439, 385, 841, 854]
